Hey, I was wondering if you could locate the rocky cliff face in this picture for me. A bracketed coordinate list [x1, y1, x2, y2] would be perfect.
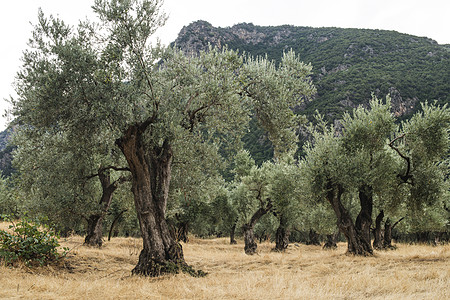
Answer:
[174, 21, 292, 54]
[173, 21, 449, 121]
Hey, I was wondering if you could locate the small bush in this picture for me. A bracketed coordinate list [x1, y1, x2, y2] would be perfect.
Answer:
[0, 215, 68, 267]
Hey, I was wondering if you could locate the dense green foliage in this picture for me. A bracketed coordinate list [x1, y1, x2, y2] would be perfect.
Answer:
[301, 97, 449, 252]
[174, 21, 450, 162]
[1, 1, 448, 261]
[176, 21, 449, 114]
[0, 215, 68, 266]
[0, 127, 15, 177]
[0, 177, 18, 217]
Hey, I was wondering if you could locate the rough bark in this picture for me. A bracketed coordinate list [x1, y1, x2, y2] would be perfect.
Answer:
[326, 181, 373, 256]
[242, 200, 272, 255]
[117, 125, 203, 277]
[355, 184, 373, 250]
[273, 214, 290, 252]
[85, 214, 104, 247]
[373, 210, 385, 250]
[84, 170, 119, 247]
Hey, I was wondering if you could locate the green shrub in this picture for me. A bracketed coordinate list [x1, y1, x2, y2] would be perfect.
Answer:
[0, 215, 68, 267]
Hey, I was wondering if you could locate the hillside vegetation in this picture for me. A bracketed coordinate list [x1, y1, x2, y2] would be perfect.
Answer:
[175, 21, 449, 117]
[174, 21, 450, 162]
[0, 231, 449, 299]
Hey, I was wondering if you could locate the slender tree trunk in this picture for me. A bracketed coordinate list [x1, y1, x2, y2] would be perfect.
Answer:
[230, 221, 237, 245]
[84, 171, 117, 247]
[108, 209, 127, 241]
[383, 218, 393, 248]
[383, 217, 404, 249]
[307, 228, 321, 245]
[373, 210, 384, 250]
[176, 221, 189, 243]
[273, 214, 290, 252]
[117, 126, 200, 277]
[326, 181, 373, 256]
[242, 201, 272, 255]
[323, 231, 339, 249]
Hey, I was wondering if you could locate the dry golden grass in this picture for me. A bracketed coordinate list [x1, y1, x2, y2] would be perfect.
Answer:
[0, 227, 449, 299]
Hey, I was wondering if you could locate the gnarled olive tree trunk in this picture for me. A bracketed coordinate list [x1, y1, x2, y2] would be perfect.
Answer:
[326, 181, 373, 256]
[372, 210, 385, 250]
[355, 184, 373, 252]
[117, 125, 191, 276]
[273, 214, 290, 252]
[84, 171, 119, 247]
[383, 217, 404, 249]
[230, 221, 237, 245]
[243, 201, 273, 255]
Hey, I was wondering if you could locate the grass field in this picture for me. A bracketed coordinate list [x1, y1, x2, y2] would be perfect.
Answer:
[0, 230, 449, 299]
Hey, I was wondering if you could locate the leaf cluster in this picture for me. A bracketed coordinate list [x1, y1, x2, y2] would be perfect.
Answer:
[0, 215, 68, 267]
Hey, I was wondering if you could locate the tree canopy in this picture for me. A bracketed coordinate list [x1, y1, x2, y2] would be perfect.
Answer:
[11, 0, 315, 276]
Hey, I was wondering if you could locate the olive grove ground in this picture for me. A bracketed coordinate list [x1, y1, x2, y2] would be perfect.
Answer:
[0, 228, 448, 299]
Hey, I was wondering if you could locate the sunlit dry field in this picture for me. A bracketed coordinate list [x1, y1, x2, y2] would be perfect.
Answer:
[0, 228, 449, 299]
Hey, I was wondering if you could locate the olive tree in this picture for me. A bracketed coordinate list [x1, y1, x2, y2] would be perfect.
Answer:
[12, 128, 130, 245]
[302, 96, 449, 255]
[12, 0, 315, 276]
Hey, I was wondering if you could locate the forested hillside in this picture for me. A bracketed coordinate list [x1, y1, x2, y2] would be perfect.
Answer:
[173, 21, 450, 163]
[175, 21, 449, 117]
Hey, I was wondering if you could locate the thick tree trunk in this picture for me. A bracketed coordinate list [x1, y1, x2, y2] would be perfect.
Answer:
[323, 231, 339, 249]
[242, 201, 272, 255]
[243, 224, 258, 255]
[373, 210, 385, 250]
[117, 126, 201, 277]
[326, 181, 373, 256]
[273, 214, 290, 252]
[355, 184, 373, 250]
[84, 171, 117, 247]
[85, 214, 104, 247]
[230, 222, 237, 245]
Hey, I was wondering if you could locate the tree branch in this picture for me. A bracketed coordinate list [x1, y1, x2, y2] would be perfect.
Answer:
[183, 92, 200, 115]
[392, 217, 404, 230]
[389, 133, 413, 184]
[249, 198, 273, 228]
[86, 165, 131, 180]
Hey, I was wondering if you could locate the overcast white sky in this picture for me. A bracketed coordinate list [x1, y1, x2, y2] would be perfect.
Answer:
[1, 0, 449, 130]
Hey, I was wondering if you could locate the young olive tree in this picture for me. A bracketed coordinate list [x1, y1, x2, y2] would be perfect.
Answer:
[12, 128, 130, 245]
[230, 151, 302, 254]
[12, 0, 314, 276]
[268, 156, 301, 251]
[231, 153, 273, 255]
